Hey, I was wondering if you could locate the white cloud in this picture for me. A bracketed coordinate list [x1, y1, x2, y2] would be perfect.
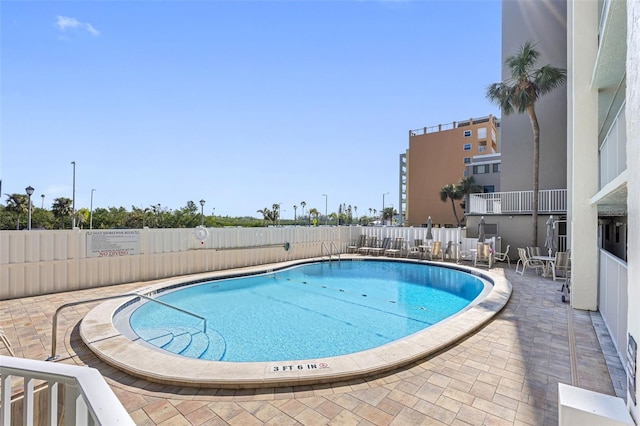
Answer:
[55, 15, 100, 37]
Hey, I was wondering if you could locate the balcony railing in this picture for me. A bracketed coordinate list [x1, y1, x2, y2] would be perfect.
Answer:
[468, 189, 567, 215]
[599, 104, 626, 189]
[1, 355, 134, 426]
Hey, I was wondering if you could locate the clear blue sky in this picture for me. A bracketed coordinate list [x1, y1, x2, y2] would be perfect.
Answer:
[1, 0, 501, 219]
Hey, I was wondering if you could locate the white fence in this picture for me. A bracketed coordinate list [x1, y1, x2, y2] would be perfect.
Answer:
[598, 249, 628, 366]
[1, 355, 134, 425]
[468, 189, 567, 215]
[0, 226, 462, 300]
[599, 104, 627, 189]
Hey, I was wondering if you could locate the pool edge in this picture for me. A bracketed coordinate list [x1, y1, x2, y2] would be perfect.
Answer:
[79, 256, 512, 389]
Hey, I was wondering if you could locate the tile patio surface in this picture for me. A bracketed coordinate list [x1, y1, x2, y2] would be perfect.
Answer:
[0, 263, 627, 425]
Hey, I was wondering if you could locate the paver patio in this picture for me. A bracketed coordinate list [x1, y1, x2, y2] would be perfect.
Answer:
[0, 264, 626, 425]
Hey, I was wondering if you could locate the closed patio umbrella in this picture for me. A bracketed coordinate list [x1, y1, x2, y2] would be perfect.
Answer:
[478, 216, 486, 243]
[426, 216, 433, 240]
[544, 215, 555, 256]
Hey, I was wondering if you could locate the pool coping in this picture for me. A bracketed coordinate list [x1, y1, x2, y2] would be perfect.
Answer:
[79, 256, 512, 389]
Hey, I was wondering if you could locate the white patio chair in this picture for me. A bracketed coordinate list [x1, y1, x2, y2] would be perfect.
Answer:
[494, 245, 511, 267]
[515, 248, 545, 275]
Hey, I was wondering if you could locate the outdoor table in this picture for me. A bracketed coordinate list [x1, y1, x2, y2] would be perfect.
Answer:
[532, 255, 555, 277]
[418, 245, 431, 260]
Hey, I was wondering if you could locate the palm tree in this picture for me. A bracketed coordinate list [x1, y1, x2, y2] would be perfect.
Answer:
[300, 201, 306, 224]
[486, 41, 566, 245]
[5, 193, 29, 229]
[51, 197, 72, 229]
[458, 176, 483, 217]
[440, 183, 463, 227]
[293, 204, 297, 224]
[308, 208, 319, 225]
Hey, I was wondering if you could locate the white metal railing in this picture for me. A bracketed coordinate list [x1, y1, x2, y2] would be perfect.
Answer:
[1, 356, 134, 426]
[468, 189, 567, 214]
[598, 249, 628, 367]
[599, 104, 626, 189]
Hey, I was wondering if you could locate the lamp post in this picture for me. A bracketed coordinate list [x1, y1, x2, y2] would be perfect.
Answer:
[41, 194, 45, 209]
[199, 199, 206, 226]
[322, 194, 328, 225]
[90, 189, 96, 230]
[26, 186, 34, 230]
[382, 192, 389, 225]
[71, 161, 76, 228]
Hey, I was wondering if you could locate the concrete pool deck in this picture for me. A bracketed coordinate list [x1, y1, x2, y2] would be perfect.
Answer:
[80, 257, 510, 388]
[0, 259, 626, 425]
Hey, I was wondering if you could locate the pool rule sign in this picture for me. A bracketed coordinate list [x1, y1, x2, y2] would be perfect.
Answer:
[86, 230, 141, 258]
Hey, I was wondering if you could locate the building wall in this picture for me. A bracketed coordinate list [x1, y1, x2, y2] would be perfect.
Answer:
[626, 0, 639, 418]
[406, 116, 498, 227]
[500, 0, 568, 192]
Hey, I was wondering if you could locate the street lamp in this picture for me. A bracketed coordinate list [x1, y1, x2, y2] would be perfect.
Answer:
[382, 192, 389, 225]
[199, 199, 206, 226]
[71, 161, 76, 228]
[322, 194, 328, 225]
[25, 186, 34, 230]
[41, 194, 45, 209]
[90, 189, 96, 230]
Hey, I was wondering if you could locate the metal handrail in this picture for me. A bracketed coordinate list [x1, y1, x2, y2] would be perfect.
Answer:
[321, 241, 341, 262]
[48, 293, 206, 360]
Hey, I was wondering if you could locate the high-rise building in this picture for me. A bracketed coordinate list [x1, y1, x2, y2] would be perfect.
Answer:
[403, 115, 499, 227]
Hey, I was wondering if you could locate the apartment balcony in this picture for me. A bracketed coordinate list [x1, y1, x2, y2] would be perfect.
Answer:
[468, 189, 567, 215]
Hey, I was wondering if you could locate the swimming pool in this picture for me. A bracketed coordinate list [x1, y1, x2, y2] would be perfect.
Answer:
[81, 258, 512, 388]
[125, 261, 486, 362]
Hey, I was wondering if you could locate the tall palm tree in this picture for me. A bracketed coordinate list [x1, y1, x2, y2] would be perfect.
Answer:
[293, 204, 297, 223]
[300, 201, 306, 224]
[486, 41, 566, 245]
[5, 193, 29, 229]
[51, 197, 72, 229]
[440, 184, 463, 227]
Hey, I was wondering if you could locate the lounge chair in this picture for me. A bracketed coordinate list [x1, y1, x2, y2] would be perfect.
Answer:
[494, 245, 511, 267]
[425, 241, 444, 261]
[347, 235, 366, 254]
[552, 251, 571, 281]
[369, 237, 391, 256]
[515, 248, 545, 275]
[406, 239, 423, 259]
[357, 236, 378, 255]
[474, 243, 493, 269]
[385, 237, 404, 257]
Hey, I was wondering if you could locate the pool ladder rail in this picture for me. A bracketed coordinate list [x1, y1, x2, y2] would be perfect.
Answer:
[321, 241, 341, 262]
[47, 293, 206, 361]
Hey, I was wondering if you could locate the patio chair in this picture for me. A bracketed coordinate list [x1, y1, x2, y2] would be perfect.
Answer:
[347, 235, 367, 254]
[515, 248, 545, 275]
[494, 245, 511, 267]
[474, 243, 493, 269]
[552, 251, 571, 281]
[357, 236, 377, 255]
[527, 246, 541, 258]
[385, 237, 404, 257]
[369, 237, 391, 256]
[426, 241, 444, 261]
[407, 239, 423, 259]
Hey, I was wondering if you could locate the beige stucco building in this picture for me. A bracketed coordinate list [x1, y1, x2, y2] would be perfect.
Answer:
[404, 115, 499, 227]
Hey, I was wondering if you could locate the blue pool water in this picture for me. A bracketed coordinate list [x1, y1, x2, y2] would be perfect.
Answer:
[127, 260, 486, 362]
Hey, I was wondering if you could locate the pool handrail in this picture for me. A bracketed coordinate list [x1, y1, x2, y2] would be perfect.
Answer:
[47, 293, 206, 361]
[321, 241, 340, 261]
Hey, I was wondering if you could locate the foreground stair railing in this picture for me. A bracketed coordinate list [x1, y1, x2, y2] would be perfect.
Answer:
[48, 293, 206, 361]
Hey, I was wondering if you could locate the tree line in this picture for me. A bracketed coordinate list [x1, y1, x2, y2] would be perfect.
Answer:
[0, 195, 391, 230]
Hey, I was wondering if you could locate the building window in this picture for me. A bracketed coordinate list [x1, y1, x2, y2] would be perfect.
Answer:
[492, 129, 496, 142]
[463, 143, 471, 151]
[478, 127, 487, 139]
[473, 165, 490, 174]
[478, 142, 487, 152]
[493, 163, 501, 172]
[483, 185, 495, 193]
[463, 170, 468, 177]
[463, 130, 472, 138]
[463, 157, 471, 164]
